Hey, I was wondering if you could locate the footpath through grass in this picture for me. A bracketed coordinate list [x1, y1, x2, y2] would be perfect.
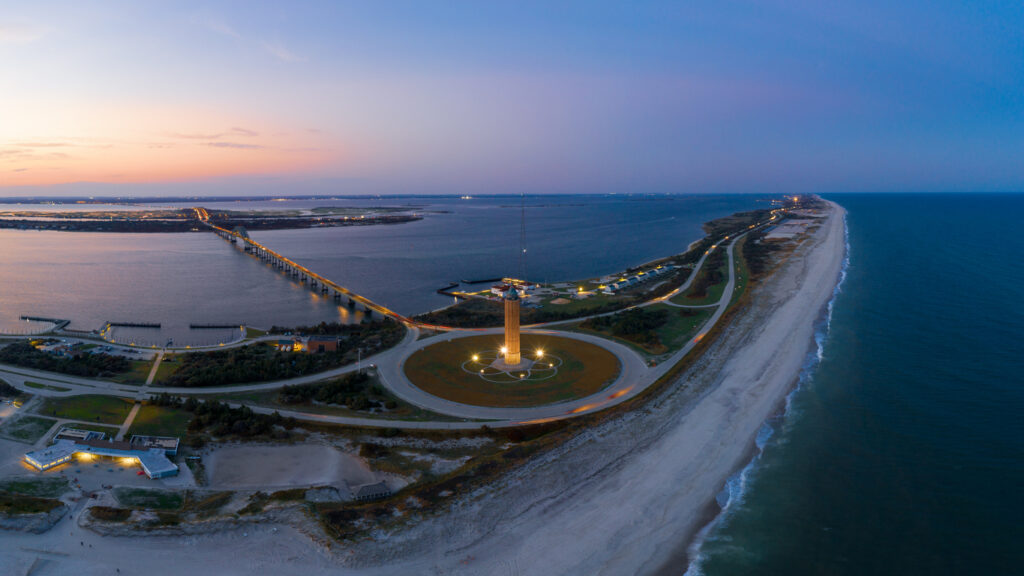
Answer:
[127, 404, 192, 437]
[108, 359, 155, 385]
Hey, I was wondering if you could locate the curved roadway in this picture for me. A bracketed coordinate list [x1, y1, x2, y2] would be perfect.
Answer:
[0, 214, 777, 429]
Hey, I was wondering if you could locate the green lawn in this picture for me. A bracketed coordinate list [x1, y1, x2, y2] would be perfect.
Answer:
[127, 404, 192, 437]
[569, 304, 714, 357]
[730, 236, 751, 306]
[404, 334, 621, 407]
[2, 415, 57, 443]
[37, 395, 134, 425]
[108, 359, 154, 385]
[150, 357, 178, 385]
[23, 381, 71, 392]
[648, 304, 715, 350]
[671, 264, 728, 306]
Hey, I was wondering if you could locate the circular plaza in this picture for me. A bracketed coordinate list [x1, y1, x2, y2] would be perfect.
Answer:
[402, 333, 621, 408]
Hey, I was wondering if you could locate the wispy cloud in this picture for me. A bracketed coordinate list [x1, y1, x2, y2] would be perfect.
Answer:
[204, 19, 240, 39]
[262, 38, 305, 62]
[14, 141, 70, 148]
[0, 148, 34, 159]
[0, 22, 49, 45]
[168, 131, 226, 140]
[167, 127, 258, 140]
[207, 142, 264, 150]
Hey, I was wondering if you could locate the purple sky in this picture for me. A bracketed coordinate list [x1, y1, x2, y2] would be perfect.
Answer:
[2, 1, 1022, 196]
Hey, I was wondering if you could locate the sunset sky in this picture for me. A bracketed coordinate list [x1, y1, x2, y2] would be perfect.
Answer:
[2, 1, 1022, 196]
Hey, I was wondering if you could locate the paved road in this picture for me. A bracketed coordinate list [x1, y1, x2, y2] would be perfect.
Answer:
[0, 215, 774, 429]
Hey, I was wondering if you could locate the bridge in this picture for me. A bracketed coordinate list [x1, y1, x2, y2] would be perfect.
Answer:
[195, 211, 415, 325]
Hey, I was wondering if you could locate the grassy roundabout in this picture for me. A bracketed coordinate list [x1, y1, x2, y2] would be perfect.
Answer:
[403, 333, 620, 408]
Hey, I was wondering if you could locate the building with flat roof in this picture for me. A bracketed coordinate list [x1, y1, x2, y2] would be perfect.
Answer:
[601, 265, 676, 294]
[306, 337, 340, 353]
[130, 435, 180, 456]
[53, 426, 107, 443]
[351, 481, 391, 502]
[25, 435, 180, 479]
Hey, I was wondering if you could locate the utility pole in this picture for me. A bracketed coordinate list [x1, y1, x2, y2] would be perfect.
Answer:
[519, 192, 527, 282]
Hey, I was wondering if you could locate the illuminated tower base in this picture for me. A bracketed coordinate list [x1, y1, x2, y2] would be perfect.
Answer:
[504, 287, 521, 365]
[501, 284, 523, 368]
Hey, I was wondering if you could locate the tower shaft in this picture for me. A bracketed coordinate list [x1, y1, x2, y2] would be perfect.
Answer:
[504, 295, 521, 365]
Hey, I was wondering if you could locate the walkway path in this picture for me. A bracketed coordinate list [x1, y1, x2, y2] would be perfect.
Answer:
[144, 351, 163, 387]
[114, 403, 141, 441]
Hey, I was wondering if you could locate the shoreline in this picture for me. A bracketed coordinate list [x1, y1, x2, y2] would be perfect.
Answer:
[0, 202, 844, 575]
[677, 208, 851, 572]
[353, 199, 847, 574]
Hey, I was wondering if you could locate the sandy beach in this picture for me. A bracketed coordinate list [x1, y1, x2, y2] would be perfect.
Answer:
[0, 202, 846, 576]
[360, 200, 848, 575]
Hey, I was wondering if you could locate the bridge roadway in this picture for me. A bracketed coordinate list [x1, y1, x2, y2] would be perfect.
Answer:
[1, 209, 782, 428]
[201, 219, 416, 326]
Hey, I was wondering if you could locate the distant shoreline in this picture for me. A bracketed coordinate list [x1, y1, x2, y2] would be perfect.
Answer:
[0, 214, 421, 233]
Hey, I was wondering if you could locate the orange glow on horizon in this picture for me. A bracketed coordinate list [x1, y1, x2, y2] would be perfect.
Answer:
[0, 102, 344, 187]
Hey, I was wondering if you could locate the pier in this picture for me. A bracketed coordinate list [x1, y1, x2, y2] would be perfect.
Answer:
[107, 322, 161, 329]
[18, 316, 71, 330]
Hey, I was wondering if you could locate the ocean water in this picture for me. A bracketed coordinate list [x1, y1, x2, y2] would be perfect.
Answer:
[0, 194, 769, 344]
[688, 194, 1024, 575]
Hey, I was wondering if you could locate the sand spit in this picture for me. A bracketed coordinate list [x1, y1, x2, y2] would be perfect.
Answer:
[0, 202, 846, 576]
[356, 201, 847, 575]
